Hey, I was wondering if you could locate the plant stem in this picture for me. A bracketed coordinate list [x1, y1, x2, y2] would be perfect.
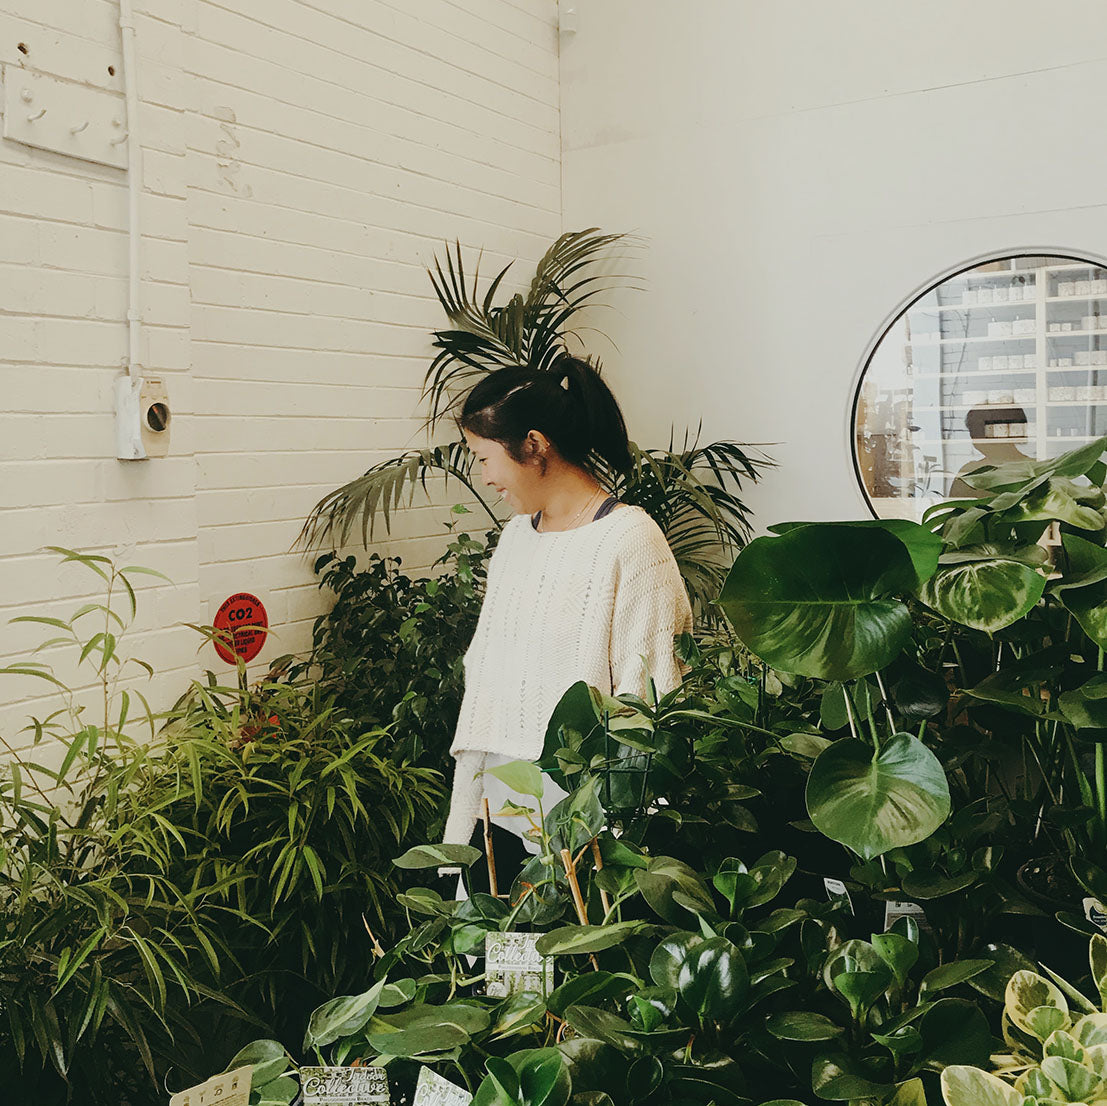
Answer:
[873, 669, 897, 736]
[842, 685, 860, 743]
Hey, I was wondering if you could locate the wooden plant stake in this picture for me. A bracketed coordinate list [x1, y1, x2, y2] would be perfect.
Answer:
[560, 847, 589, 925]
[483, 797, 499, 898]
[590, 837, 612, 916]
[560, 846, 600, 971]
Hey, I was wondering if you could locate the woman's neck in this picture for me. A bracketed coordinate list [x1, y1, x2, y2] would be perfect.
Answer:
[533, 466, 605, 531]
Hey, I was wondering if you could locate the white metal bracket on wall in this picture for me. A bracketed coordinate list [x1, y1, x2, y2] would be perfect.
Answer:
[2, 65, 128, 170]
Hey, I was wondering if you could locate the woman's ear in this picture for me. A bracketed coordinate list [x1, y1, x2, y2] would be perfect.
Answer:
[524, 430, 551, 462]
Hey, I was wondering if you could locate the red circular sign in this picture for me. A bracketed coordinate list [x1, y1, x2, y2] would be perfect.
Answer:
[213, 592, 268, 664]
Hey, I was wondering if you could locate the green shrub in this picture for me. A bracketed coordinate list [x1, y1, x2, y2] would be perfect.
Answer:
[0, 550, 230, 1105]
[0, 547, 448, 1102]
[303, 509, 493, 824]
[154, 669, 446, 1053]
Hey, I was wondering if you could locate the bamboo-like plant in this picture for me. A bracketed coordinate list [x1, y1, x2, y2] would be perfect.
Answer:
[296, 229, 771, 621]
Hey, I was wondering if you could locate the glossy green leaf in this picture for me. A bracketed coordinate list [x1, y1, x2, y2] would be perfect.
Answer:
[810, 1054, 894, 1101]
[1056, 533, 1107, 651]
[914, 998, 993, 1070]
[303, 980, 384, 1050]
[392, 843, 482, 869]
[224, 1039, 287, 1087]
[919, 550, 1046, 633]
[806, 733, 951, 860]
[764, 1010, 844, 1041]
[635, 856, 715, 924]
[649, 931, 704, 990]
[546, 973, 635, 1019]
[920, 960, 992, 995]
[676, 936, 749, 1025]
[719, 524, 919, 680]
[368, 1002, 489, 1058]
[535, 921, 647, 957]
[871, 932, 919, 989]
[832, 967, 892, 1020]
[940, 1065, 1024, 1106]
[887, 1080, 927, 1106]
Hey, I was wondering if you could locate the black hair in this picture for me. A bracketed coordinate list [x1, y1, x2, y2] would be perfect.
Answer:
[457, 354, 633, 477]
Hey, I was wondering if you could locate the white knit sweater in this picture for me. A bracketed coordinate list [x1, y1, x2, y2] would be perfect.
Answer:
[442, 504, 694, 845]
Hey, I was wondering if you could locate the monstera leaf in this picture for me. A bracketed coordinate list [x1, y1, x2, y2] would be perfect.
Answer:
[806, 733, 950, 860]
[918, 543, 1047, 633]
[719, 522, 935, 680]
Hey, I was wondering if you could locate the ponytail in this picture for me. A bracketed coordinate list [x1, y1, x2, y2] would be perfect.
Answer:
[458, 354, 633, 478]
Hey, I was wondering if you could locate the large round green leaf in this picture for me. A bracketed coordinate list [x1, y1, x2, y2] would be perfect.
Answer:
[806, 733, 950, 860]
[676, 936, 749, 1026]
[719, 525, 919, 680]
[918, 547, 1046, 633]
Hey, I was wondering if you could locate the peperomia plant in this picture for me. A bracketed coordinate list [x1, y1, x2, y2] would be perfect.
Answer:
[758, 913, 996, 1105]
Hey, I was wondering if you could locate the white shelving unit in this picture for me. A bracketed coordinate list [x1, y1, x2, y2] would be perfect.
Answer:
[904, 257, 1107, 469]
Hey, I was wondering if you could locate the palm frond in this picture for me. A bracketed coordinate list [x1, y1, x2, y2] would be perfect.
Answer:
[604, 432, 775, 622]
[421, 230, 643, 429]
[295, 440, 501, 553]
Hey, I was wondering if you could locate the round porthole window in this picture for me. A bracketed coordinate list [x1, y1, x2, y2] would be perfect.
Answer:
[853, 253, 1107, 521]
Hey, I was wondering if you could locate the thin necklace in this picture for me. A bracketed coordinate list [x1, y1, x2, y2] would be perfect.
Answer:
[539, 486, 603, 532]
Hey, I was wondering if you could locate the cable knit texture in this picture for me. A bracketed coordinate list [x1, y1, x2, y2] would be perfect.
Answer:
[442, 505, 693, 845]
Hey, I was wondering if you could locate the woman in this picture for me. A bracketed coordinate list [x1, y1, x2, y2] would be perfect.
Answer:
[442, 353, 694, 853]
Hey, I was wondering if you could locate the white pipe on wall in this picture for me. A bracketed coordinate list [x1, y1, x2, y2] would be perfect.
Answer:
[118, 0, 143, 381]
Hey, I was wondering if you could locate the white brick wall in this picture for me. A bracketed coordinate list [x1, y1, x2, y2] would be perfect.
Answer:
[0, 0, 561, 741]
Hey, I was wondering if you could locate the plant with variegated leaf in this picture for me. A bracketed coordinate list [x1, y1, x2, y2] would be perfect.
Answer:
[941, 933, 1107, 1105]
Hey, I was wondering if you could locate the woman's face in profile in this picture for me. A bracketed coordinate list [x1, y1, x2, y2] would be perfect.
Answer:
[464, 430, 544, 513]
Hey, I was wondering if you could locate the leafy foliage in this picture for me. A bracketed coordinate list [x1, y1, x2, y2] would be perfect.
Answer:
[302, 507, 494, 803]
[0, 549, 446, 1104]
[0, 550, 229, 1104]
[153, 669, 445, 1053]
[297, 229, 772, 624]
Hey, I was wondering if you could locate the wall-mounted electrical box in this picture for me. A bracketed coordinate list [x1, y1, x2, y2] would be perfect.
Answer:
[2, 64, 128, 169]
[115, 376, 171, 460]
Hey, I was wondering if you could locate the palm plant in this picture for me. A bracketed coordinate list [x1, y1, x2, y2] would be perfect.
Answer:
[297, 229, 771, 621]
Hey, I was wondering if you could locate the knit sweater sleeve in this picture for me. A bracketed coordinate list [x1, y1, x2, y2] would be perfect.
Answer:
[609, 535, 694, 701]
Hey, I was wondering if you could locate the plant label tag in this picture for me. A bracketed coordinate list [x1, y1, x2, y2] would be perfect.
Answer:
[301, 1066, 390, 1105]
[823, 877, 854, 913]
[884, 900, 930, 932]
[1083, 897, 1107, 934]
[413, 1067, 473, 1106]
[485, 931, 553, 998]
[169, 1066, 252, 1106]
